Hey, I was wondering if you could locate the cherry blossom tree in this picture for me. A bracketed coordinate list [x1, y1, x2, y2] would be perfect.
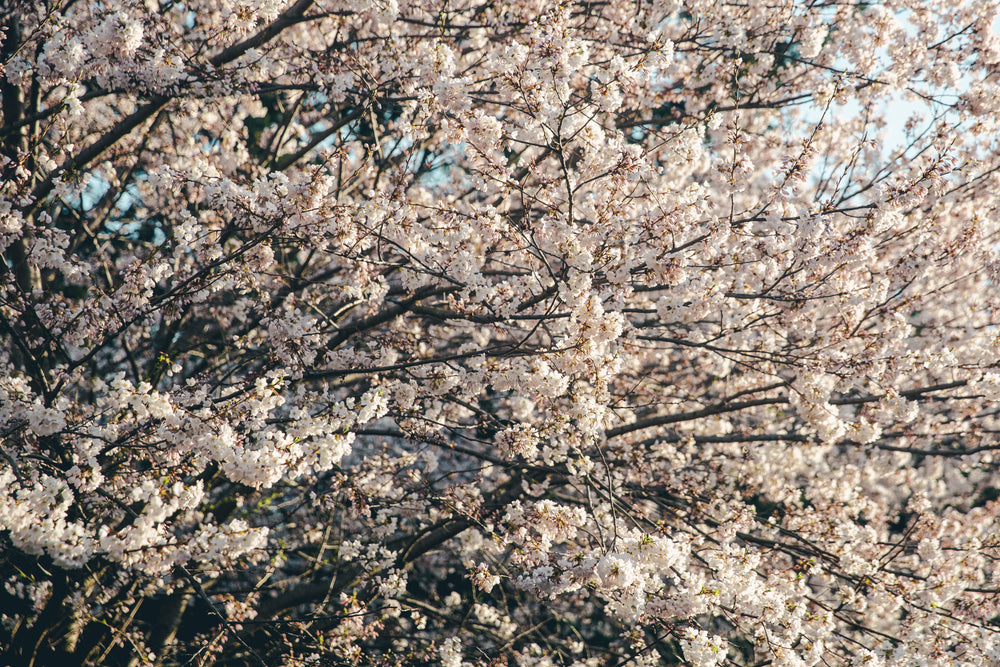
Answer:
[2, 0, 1000, 665]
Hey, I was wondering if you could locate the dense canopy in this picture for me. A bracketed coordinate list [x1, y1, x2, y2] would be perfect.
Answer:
[2, 0, 1000, 665]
